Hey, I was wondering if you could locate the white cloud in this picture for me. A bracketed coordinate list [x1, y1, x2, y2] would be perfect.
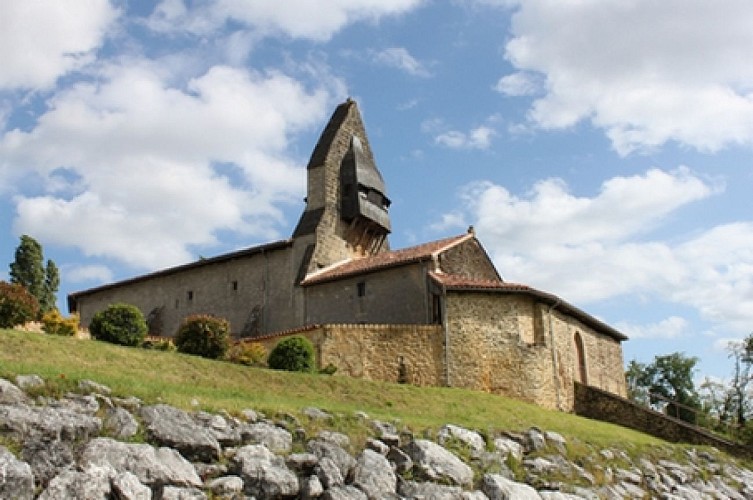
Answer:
[147, 0, 423, 41]
[494, 71, 539, 96]
[436, 126, 495, 150]
[616, 316, 690, 340]
[65, 264, 114, 284]
[439, 167, 753, 334]
[0, 1, 118, 90]
[374, 48, 432, 77]
[1, 60, 333, 270]
[502, 1, 753, 154]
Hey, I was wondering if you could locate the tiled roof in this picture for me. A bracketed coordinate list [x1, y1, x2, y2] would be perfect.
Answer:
[429, 272, 628, 341]
[301, 233, 472, 285]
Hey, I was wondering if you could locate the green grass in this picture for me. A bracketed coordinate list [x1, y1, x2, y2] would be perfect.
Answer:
[0, 328, 667, 453]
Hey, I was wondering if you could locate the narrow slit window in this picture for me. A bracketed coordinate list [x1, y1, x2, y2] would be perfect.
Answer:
[187, 290, 194, 301]
[357, 281, 366, 297]
[232, 281, 238, 291]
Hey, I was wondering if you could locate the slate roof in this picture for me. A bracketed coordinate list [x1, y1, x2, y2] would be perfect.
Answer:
[429, 272, 628, 341]
[300, 233, 473, 285]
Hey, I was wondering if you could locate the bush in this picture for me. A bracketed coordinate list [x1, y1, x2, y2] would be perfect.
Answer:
[0, 281, 40, 328]
[89, 303, 147, 346]
[268, 336, 316, 373]
[226, 341, 266, 366]
[41, 309, 79, 336]
[175, 315, 230, 359]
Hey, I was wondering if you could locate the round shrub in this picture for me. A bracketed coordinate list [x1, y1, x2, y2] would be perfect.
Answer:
[268, 335, 316, 373]
[175, 315, 230, 359]
[0, 281, 40, 328]
[89, 303, 147, 346]
[41, 309, 79, 336]
[226, 341, 266, 366]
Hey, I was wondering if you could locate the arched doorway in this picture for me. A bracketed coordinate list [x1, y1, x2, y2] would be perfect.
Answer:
[574, 332, 588, 385]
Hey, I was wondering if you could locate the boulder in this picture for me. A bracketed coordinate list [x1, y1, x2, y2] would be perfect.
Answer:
[437, 424, 486, 453]
[0, 378, 28, 404]
[0, 445, 34, 500]
[0, 403, 101, 442]
[398, 480, 463, 499]
[308, 439, 357, 481]
[352, 448, 397, 499]
[322, 485, 369, 500]
[231, 444, 299, 498]
[303, 406, 333, 421]
[403, 439, 473, 487]
[161, 486, 207, 499]
[104, 406, 139, 439]
[206, 475, 244, 498]
[140, 404, 221, 462]
[482, 474, 541, 500]
[112, 471, 152, 500]
[22, 438, 75, 488]
[194, 411, 242, 447]
[241, 421, 293, 453]
[37, 464, 115, 500]
[78, 379, 112, 395]
[14, 374, 44, 391]
[300, 475, 325, 499]
[317, 430, 350, 448]
[387, 446, 413, 474]
[81, 437, 202, 489]
[316, 456, 345, 489]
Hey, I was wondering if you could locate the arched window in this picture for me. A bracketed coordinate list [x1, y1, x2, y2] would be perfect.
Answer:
[574, 332, 588, 385]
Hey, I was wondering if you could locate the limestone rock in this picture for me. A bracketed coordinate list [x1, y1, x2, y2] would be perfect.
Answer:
[493, 437, 523, 461]
[308, 439, 357, 481]
[322, 485, 369, 500]
[317, 430, 350, 448]
[206, 475, 244, 498]
[0, 378, 28, 404]
[437, 424, 486, 453]
[303, 406, 333, 421]
[14, 374, 44, 391]
[0, 445, 34, 500]
[241, 421, 293, 453]
[300, 474, 325, 499]
[161, 486, 207, 499]
[22, 438, 75, 488]
[38, 464, 115, 500]
[352, 448, 397, 499]
[231, 444, 299, 498]
[81, 437, 202, 489]
[194, 411, 242, 447]
[398, 479, 463, 499]
[316, 456, 345, 489]
[403, 439, 473, 487]
[0, 403, 101, 442]
[387, 446, 413, 474]
[140, 404, 221, 462]
[482, 473, 541, 500]
[104, 406, 139, 439]
[112, 471, 152, 500]
[78, 379, 112, 395]
[525, 428, 546, 452]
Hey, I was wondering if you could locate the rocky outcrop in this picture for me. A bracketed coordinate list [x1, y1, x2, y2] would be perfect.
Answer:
[0, 375, 752, 499]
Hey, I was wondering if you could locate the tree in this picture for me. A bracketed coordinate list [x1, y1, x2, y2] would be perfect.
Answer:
[626, 352, 701, 424]
[0, 281, 40, 328]
[9, 235, 59, 315]
[724, 333, 753, 426]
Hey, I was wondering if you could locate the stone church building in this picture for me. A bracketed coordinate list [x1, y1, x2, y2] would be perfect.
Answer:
[69, 99, 627, 411]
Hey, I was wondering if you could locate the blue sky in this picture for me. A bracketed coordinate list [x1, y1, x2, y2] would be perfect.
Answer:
[2, 1, 753, 382]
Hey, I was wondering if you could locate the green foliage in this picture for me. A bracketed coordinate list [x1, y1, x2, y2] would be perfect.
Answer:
[0, 281, 40, 328]
[175, 315, 230, 359]
[9, 235, 59, 315]
[226, 341, 266, 366]
[41, 309, 79, 336]
[90, 303, 147, 347]
[627, 352, 701, 424]
[268, 335, 316, 373]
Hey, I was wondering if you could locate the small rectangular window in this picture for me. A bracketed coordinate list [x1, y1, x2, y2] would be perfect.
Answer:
[357, 281, 366, 297]
[232, 281, 238, 291]
[187, 290, 194, 301]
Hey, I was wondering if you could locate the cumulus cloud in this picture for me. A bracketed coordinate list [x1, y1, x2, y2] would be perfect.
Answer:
[373, 47, 432, 77]
[436, 126, 495, 150]
[0, 1, 118, 90]
[438, 167, 753, 334]
[1, 60, 332, 270]
[147, 0, 423, 40]
[499, 1, 753, 154]
[616, 316, 690, 340]
[65, 264, 114, 284]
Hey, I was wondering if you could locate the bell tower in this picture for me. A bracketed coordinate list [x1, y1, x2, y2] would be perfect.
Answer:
[292, 99, 391, 278]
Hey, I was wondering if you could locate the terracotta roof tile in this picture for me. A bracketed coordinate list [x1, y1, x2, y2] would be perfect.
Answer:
[301, 233, 472, 285]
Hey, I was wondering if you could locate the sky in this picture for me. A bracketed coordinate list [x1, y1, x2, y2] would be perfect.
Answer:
[2, 0, 753, 382]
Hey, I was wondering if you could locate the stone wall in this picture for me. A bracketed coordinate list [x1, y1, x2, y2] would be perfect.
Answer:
[574, 383, 751, 458]
[253, 324, 445, 387]
[439, 237, 499, 280]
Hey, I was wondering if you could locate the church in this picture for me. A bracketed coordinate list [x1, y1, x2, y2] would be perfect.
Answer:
[68, 99, 627, 411]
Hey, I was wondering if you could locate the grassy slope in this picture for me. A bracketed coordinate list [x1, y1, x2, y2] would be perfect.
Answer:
[0, 328, 662, 452]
